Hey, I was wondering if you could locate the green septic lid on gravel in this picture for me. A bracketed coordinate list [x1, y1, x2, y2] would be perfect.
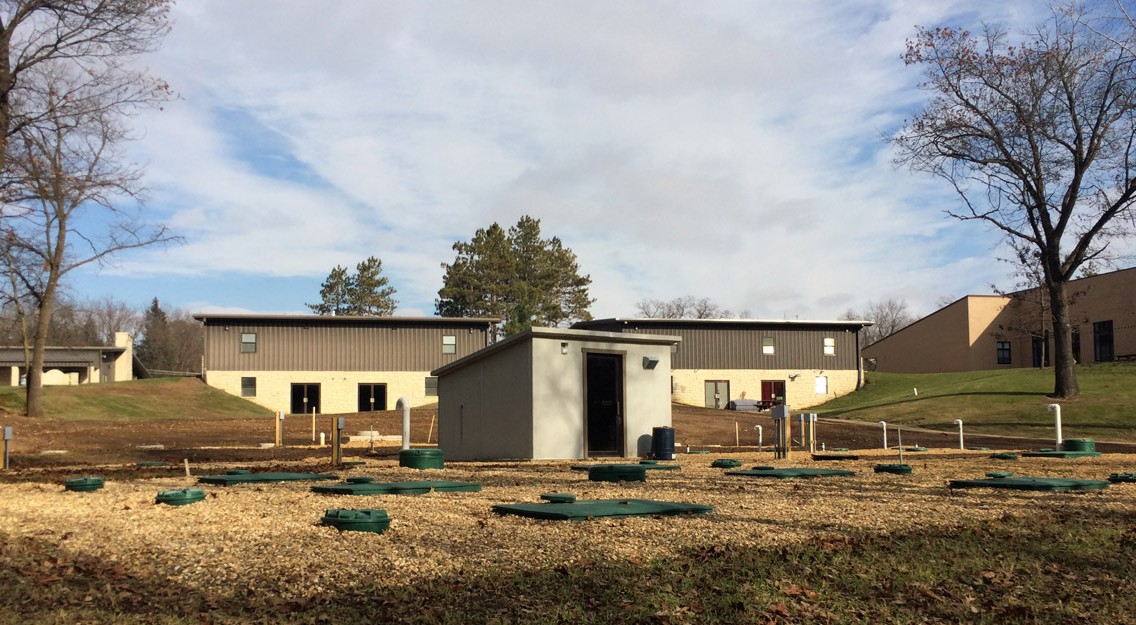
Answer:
[399, 449, 444, 470]
[949, 476, 1110, 492]
[711, 459, 742, 469]
[727, 467, 855, 479]
[967, 446, 991, 451]
[1108, 473, 1136, 483]
[588, 464, 647, 483]
[494, 498, 713, 521]
[321, 509, 391, 534]
[155, 488, 206, 506]
[1021, 449, 1102, 459]
[541, 493, 577, 503]
[990, 452, 1018, 460]
[64, 477, 104, 492]
[198, 472, 338, 486]
[346, 476, 374, 484]
[874, 464, 913, 475]
[312, 480, 481, 496]
[986, 471, 1014, 479]
[1062, 439, 1096, 452]
[226, 469, 252, 475]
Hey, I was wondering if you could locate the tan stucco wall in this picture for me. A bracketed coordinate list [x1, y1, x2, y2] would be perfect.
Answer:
[113, 332, 134, 382]
[866, 268, 1136, 373]
[671, 368, 860, 410]
[437, 328, 677, 461]
[437, 340, 534, 460]
[864, 297, 1011, 373]
[530, 336, 673, 459]
[204, 370, 438, 414]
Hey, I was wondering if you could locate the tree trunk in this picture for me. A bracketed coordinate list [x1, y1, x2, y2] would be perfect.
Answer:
[1047, 279, 1079, 399]
[25, 293, 54, 417]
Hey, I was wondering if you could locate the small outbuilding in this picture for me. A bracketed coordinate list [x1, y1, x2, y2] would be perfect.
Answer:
[432, 326, 680, 461]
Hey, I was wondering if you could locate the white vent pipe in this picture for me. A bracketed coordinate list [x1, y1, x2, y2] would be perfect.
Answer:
[398, 396, 411, 450]
[1047, 404, 1062, 451]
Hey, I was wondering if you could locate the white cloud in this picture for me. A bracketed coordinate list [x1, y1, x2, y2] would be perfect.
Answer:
[100, 0, 1059, 321]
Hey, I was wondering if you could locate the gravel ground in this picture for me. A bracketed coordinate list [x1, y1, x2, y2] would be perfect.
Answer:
[1, 449, 1133, 600]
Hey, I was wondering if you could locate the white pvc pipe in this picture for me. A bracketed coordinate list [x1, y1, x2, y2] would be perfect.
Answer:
[754, 424, 763, 450]
[878, 420, 887, 449]
[398, 396, 411, 450]
[953, 419, 964, 450]
[1047, 404, 1062, 451]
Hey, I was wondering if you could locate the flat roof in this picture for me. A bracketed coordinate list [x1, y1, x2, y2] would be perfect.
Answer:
[192, 313, 500, 325]
[575, 317, 873, 328]
[432, 326, 682, 377]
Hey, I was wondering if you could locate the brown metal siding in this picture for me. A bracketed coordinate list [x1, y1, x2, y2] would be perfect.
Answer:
[580, 322, 861, 370]
[202, 320, 490, 372]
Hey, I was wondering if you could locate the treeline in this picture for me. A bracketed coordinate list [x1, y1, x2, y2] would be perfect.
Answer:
[0, 296, 202, 375]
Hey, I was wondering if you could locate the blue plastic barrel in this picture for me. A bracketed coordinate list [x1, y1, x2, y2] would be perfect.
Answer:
[652, 426, 675, 460]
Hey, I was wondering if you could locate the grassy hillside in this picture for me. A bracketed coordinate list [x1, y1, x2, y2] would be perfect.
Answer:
[0, 377, 273, 421]
[815, 363, 1136, 441]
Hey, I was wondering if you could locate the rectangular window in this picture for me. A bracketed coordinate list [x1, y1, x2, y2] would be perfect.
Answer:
[761, 337, 775, 355]
[815, 376, 828, 394]
[1093, 320, 1114, 362]
[240, 333, 257, 353]
[442, 335, 457, 354]
[425, 376, 438, 397]
[240, 376, 256, 397]
[996, 341, 1011, 365]
[823, 337, 836, 356]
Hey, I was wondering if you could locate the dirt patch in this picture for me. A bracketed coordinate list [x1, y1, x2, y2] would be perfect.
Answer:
[4, 403, 1134, 472]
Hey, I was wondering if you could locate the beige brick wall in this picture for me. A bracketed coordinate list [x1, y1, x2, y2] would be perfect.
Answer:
[672, 368, 861, 410]
[205, 370, 438, 414]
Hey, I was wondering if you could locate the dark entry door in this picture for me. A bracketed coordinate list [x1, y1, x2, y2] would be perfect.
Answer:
[586, 353, 624, 457]
[290, 383, 320, 415]
[761, 380, 786, 406]
[358, 383, 387, 412]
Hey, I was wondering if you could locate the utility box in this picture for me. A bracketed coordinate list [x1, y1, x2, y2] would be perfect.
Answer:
[771, 404, 791, 459]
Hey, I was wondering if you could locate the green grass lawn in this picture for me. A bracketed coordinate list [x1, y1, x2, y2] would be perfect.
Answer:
[0, 377, 272, 421]
[816, 363, 1136, 441]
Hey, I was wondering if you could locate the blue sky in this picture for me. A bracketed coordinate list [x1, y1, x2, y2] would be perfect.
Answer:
[69, 0, 1121, 320]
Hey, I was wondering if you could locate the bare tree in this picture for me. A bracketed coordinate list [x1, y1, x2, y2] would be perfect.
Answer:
[635, 295, 749, 319]
[84, 295, 142, 344]
[3, 73, 174, 416]
[0, 1, 171, 176]
[840, 299, 914, 345]
[893, 3, 1136, 398]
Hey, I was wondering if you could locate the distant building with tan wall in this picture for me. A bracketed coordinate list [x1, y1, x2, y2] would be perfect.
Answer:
[572, 318, 872, 410]
[194, 314, 497, 415]
[863, 266, 1136, 373]
[0, 332, 139, 386]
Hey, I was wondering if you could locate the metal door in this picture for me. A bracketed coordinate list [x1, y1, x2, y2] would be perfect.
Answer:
[585, 353, 624, 457]
[290, 383, 320, 415]
[704, 380, 729, 408]
[357, 383, 387, 412]
[761, 380, 786, 406]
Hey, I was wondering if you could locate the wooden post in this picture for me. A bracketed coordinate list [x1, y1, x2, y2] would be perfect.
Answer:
[311, 407, 316, 443]
[275, 412, 284, 448]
